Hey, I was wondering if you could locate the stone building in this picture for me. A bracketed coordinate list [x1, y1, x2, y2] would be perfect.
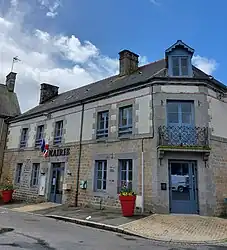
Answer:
[2, 40, 227, 216]
[0, 72, 20, 181]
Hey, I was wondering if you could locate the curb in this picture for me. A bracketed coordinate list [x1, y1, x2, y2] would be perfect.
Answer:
[46, 215, 145, 239]
[46, 214, 227, 246]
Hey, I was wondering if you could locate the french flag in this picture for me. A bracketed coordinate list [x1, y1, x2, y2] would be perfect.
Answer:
[41, 139, 49, 157]
[41, 139, 45, 152]
[43, 140, 49, 158]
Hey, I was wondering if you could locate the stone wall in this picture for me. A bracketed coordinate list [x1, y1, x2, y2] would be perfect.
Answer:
[2, 138, 155, 211]
[75, 138, 154, 211]
[210, 136, 227, 216]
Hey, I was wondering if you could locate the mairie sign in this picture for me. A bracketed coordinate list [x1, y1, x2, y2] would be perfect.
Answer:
[49, 148, 70, 157]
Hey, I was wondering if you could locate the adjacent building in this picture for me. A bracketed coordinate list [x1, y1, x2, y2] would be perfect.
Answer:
[0, 72, 20, 181]
[2, 40, 227, 216]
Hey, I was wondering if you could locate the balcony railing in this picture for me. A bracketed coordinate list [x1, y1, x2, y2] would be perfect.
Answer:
[158, 126, 209, 148]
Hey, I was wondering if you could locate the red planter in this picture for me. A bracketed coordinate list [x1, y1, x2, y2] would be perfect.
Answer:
[1, 190, 14, 203]
[119, 195, 136, 217]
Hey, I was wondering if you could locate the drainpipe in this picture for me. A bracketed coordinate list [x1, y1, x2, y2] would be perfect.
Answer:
[141, 85, 154, 214]
[141, 138, 144, 214]
[75, 103, 85, 207]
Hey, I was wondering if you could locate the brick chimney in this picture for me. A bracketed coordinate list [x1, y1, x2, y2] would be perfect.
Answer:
[119, 50, 139, 76]
[6, 72, 17, 92]
[39, 83, 59, 104]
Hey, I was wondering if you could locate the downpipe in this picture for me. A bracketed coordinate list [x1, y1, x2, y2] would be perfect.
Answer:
[141, 85, 155, 214]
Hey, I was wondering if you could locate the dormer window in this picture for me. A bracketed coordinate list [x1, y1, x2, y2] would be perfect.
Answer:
[165, 40, 194, 78]
[172, 56, 189, 76]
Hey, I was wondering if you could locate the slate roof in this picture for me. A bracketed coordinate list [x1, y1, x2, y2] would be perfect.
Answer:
[0, 84, 21, 118]
[14, 58, 226, 122]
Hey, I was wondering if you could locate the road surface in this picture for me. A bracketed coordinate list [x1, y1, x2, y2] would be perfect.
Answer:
[0, 207, 227, 250]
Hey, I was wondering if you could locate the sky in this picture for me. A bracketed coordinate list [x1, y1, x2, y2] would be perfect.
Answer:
[0, 0, 226, 112]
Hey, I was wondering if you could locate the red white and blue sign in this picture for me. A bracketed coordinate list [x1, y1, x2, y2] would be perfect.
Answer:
[41, 139, 49, 158]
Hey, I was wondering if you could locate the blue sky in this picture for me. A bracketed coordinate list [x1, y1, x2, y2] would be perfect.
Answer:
[0, 0, 226, 111]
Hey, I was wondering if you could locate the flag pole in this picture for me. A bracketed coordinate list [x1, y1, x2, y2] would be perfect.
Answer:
[11, 56, 21, 72]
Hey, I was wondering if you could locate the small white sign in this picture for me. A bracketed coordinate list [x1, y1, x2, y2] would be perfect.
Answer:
[38, 175, 46, 196]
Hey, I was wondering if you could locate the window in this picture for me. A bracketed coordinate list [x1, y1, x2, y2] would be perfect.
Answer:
[54, 120, 63, 144]
[118, 159, 133, 191]
[35, 125, 44, 147]
[31, 163, 40, 186]
[20, 128, 28, 148]
[96, 111, 109, 138]
[172, 56, 189, 76]
[167, 101, 194, 125]
[15, 163, 23, 184]
[94, 160, 107, 191]
[119, 105, 132, 135]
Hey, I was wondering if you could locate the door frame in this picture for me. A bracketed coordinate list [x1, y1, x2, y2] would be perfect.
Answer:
[49, 162, 65, 204]
[168, 159, 199, 214]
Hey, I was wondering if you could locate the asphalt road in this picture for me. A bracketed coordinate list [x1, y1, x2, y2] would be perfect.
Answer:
[0, 207, 227, 250]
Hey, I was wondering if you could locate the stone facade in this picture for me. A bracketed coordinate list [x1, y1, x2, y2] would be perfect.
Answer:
[3, 41, 227, 216]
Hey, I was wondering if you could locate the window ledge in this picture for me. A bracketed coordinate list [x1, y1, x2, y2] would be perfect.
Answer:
[93, 191, 108, 198]
[52, 143, 62, 148]
[96, 137, 108, 142]
[118, 134, 133, 140]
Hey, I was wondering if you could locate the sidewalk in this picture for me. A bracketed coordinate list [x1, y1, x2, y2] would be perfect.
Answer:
[3, 201, 227, 244]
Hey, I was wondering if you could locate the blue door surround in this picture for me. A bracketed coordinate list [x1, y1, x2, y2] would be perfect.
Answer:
[49, 163, 65, 204]
[169, 160, 199, 214]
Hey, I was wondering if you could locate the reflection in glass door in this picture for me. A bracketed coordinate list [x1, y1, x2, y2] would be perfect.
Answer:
[169, 161, 198, 214]
[49, 163, 64, 204]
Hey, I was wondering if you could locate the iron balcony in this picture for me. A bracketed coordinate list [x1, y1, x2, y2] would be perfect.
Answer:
[158, 125, 209, 148]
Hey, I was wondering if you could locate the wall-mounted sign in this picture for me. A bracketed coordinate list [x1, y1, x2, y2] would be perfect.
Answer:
[49, 148, 70, 157]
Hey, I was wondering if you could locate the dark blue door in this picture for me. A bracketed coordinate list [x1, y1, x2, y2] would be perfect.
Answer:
[49, 163, 64, 204]
[169, 161, 198, 214]
[167, 101, 195, 146]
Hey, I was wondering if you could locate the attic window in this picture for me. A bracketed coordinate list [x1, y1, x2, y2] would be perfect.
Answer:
[172, 56, 189, 76]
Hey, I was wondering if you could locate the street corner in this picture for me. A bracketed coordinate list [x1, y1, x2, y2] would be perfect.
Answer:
[118, 214, 227, 244]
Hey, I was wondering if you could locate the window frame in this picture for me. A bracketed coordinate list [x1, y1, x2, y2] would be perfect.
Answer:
[172, 56, 189, 77]
[15, 163, 23, 184]
[31, 163, 40, 187]
[96, 111, 109, 139]
[54, 120, 63, 144]
[35, 125, 44, 147]
[118, 105, 133, 135]
[167, 100, 194, 126]
[118, 159, 133, 192]
[94, 160, 107, 192]
[20, 128, 28, 148]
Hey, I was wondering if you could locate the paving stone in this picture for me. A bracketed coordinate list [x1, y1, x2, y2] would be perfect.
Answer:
[119, 214, 227, 242]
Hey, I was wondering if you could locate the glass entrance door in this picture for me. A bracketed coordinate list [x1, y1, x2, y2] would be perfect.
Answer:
[169, 161, 198, 214]
[49, 163, 64, 204]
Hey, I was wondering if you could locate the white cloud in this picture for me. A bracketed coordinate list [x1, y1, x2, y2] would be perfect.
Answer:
[192, 55, 218, 75]
[38, 0, 61, 18]
[0, 1, 120, 112]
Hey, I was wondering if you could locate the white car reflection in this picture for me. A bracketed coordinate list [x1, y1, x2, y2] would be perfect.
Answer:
[171, 175, 189, 193]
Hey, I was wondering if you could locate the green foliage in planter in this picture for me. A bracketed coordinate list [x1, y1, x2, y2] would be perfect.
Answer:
[0, 180, 14, 191]
[119, 184, 136, 196]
